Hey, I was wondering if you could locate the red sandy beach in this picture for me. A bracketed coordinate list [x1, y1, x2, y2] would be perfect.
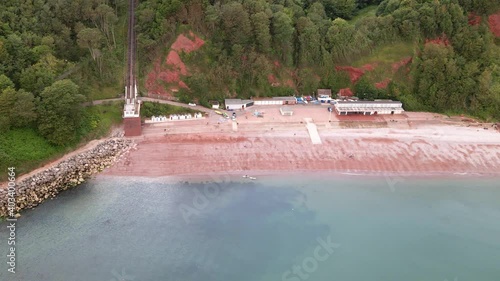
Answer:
[103, 106, 500, 178]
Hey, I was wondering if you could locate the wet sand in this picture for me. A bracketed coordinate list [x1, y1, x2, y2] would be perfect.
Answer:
[104, 106, 500, 177]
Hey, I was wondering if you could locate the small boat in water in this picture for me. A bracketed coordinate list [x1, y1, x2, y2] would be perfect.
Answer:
[249, 177, 257, 180]
[242, 175, 248, 178]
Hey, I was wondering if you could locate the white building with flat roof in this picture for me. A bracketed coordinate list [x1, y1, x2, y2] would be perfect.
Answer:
[253, 96, 297, 105]
[224, 99, 254, 110]
[333, 100, 404, 115]
[317, 89, 332, 103]
[279, 106, 294, 116]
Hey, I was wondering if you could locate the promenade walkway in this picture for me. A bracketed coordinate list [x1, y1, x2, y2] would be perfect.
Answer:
[304, 118, 322, 144]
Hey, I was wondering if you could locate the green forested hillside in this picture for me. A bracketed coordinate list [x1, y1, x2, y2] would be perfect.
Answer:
[0, 0, 128, 176]
[0, 0, 128, 139]
[137, 0, 500, 120]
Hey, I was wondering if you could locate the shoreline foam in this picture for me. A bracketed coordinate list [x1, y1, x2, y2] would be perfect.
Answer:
[2, 108, 500, 215]
[99, 168, 500, 183]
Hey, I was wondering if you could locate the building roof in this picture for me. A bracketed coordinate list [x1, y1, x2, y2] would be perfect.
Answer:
[334, 106, 403, 112]
[225, 99, 243, 105]
[317, 89, 332, 96]
[272, 96, 296, 101]
[334, 100, 404, 112]
[336, 100, 402, 105]
[225, 99, 253, 105]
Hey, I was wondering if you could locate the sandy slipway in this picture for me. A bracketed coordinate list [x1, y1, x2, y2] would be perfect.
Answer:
[0, 138, 135, 218]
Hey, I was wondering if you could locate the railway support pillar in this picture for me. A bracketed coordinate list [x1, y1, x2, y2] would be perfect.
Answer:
[124, 117, 142, 136]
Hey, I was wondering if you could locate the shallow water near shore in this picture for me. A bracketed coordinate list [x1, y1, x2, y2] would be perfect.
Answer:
[1, 175, 500, 281]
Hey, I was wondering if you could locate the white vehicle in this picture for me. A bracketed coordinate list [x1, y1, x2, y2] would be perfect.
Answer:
[188, 103, 196, 106]
[318, 95, 332, 103]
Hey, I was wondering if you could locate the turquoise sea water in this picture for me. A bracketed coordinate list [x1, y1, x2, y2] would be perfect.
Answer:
[1, 175, 500, 281]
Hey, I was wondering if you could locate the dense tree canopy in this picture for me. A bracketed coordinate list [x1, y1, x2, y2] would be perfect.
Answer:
[37, 80, 85, 145]
[133, 0, 499, 120]
[0, 0, 125, 145]
[1, 0, 499, 151]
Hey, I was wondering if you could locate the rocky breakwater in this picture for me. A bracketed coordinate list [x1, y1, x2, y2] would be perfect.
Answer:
[0, 138, 135, 218]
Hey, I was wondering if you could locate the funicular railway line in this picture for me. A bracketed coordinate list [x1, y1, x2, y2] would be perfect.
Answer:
[125, 0, 136, 103]
[123, 0, 142, 136]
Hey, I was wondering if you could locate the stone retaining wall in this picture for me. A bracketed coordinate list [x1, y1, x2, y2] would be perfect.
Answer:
[0, 138, 135, 218]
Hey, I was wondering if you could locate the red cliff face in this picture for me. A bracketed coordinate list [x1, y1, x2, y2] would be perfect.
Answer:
[392, 57, 412, 72]
[489, 12, 500, 37]
[468, 13, 482, 26]
[375, 79, 391, 89]
[338, 88, 353, 97]
[171, 32, 205, 53]
[335, 63, 378, 84]
[145, 32, 205, 98]
[336, 65, 369, 83]
[425, 37, 450, 47]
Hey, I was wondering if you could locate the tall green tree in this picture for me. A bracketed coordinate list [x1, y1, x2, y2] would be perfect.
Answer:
[326, 18, 370, 62]
[76, 28, 103, 56]
[92, 4, 118, 48]
[205, 4, 221, 31]
[1, 34, 36, 85]
[323, 0, 357, 19]
[458, 0, 500, 14]
[0, 88, 37, 130]
[354, 76, 381, 100]
[19, 54, 66, 96]
[296, 17, 321, 66]
[251, 12, 272, 54]
[0, 75, 14, 92]
[220, 2, 252, 47]
[37, 80, 85, 145]
[77, 28, 104, 73]
[0, 87, 15, 131]
[296, 68, 319, 95]
[9, 89, 38, 128]
[414, 44, 460, 111]
[271, 11, 295, 66]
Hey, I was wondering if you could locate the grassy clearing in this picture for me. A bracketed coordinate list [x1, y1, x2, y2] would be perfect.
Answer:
[0, 128, 64, 180]
[80, 101, 124, 140]
[0, 102, 124, 181]
[350, 5, 378, 24]
[350, 41, 415, 83]
[88, 85, 123, 100]
[353, 41, 415, 66]
[141, 101, 201, 118]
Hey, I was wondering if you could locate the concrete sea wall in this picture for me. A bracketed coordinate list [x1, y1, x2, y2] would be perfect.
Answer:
[0, 138, 135, 218]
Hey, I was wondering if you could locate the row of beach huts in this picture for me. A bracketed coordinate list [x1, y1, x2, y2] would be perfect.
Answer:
[148, 113, 204, 123]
